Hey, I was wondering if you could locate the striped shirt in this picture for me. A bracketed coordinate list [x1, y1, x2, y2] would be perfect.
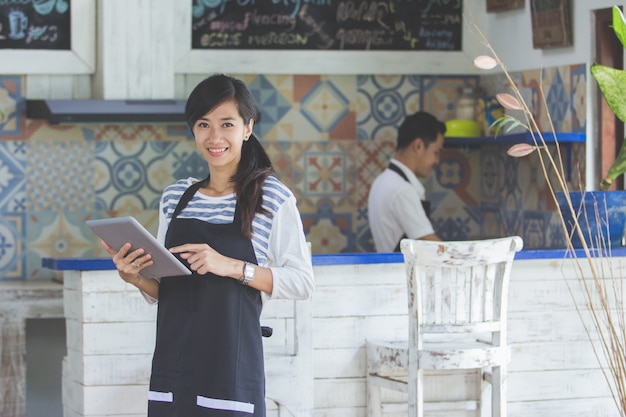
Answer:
[158, 176, 292, 266]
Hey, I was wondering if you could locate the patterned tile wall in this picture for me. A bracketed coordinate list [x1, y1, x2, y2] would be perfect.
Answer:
[0, 67, 585, 281]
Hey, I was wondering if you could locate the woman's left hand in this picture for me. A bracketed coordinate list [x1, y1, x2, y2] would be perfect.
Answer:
[169, 243, 238, 278]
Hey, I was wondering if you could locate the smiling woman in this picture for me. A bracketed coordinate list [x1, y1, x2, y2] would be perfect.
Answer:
[100, 73, 315, 417]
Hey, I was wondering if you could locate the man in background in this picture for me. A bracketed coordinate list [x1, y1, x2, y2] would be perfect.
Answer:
[368, 111, 445, 252]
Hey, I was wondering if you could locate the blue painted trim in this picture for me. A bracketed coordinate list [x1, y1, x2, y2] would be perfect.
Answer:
[41, 247, 626, 271]
[445, 131, 585, 147]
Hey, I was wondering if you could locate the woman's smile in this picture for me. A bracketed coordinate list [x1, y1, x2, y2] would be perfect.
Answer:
[207, 147, 228, 156]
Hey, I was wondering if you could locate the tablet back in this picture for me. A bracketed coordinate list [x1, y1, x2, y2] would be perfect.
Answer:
[86, 216, 191, 278]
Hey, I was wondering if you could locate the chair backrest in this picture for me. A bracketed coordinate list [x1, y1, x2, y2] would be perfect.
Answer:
[400, 237, 523, 348]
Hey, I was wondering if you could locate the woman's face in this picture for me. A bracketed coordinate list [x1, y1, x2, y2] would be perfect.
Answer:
[192, 100, 254, 173]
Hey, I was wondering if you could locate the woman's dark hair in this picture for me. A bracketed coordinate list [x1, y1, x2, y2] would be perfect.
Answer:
[185, 74, 274, 239]
[396, 111, 447, 150]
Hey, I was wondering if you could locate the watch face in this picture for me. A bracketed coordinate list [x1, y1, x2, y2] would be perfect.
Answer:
[241, 262, 255, 285]
[244, 263, 255, 279]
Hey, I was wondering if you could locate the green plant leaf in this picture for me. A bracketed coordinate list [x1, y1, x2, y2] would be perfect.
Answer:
[489, 115, 527, 138]
[591, 63, 626, 123]
[612, 6, 626, 49]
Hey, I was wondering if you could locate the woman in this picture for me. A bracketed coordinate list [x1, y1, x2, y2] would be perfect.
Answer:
[102, 74, 315, 416]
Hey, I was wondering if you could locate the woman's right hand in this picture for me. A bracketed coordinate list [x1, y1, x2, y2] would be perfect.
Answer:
[101, 240, 153, 286]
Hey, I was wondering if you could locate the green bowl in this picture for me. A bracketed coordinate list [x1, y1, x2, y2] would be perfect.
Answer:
[445, 119, 482, 138]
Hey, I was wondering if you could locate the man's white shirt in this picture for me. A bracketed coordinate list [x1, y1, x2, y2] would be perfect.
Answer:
[368, 159, 434, 252]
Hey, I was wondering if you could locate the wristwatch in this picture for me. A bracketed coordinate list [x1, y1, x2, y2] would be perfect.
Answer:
[240, 261, 255, 286]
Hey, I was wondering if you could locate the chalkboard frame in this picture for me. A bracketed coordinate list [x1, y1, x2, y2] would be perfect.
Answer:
[174, 2, 482, 75]
[0, 0, 95, 74]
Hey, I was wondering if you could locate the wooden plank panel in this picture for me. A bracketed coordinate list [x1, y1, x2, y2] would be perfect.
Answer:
[508, 396, 617, 417]
[314, 263, 405, 287]
[125, 0, 151, 98]
[149, 0, 175, 98]
[314, 347, 366, 379]
[313, 316, 408, 349]
[508, 310, 601, 343]
[72, 75, 92, 99]
[48, 75, 75, 98]
[507, 369, 612, 401]
[313, 285, 407, 318]
[24, 75, 51, 99]
[65, 349, 152, 386]
[98, 0, 129, 98]
[509, 341, 606, 372]
[66, 320, 154, 355]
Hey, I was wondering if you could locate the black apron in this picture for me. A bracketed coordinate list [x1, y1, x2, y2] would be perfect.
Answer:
[388, 162, 431, 252]
[148, 179, 265, 417]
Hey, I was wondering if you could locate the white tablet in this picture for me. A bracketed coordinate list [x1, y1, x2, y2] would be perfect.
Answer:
[86, 216, 191, 278]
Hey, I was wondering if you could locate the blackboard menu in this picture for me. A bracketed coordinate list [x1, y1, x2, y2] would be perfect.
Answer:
[0, 0, 71, 50]
[192, 0, 463, 51]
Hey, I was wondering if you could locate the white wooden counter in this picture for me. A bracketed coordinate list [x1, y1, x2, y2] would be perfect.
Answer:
[41, 249, 626, 417]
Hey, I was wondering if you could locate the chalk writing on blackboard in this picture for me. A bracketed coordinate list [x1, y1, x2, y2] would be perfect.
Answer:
[191, 0, 463, 51]
[0, 0, 71, 50]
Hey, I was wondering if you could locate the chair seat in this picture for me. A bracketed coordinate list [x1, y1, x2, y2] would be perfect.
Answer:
[367, 339, 511, 374]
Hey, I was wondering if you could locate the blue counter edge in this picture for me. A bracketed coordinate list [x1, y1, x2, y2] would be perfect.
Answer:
[42, 247, 626, 270]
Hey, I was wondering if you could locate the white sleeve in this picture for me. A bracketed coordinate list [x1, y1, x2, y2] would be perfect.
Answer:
[392, 185, 435, 239]
[264, 195, 315, 301]
[156, 197, 169, 245]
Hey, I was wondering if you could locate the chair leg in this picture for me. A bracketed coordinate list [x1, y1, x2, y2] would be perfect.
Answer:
[481, 367, 491, 417]
[491, 365, 506, 417]
[407, 368, 424, 417]
[367, 374, 383, 417]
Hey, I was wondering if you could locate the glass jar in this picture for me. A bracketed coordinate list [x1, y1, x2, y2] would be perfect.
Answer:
[454, 86, 480, 121]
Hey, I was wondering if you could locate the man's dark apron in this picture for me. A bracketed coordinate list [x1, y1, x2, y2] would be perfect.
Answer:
[147, 179, 265, 417]
[387, 162, 431, 252]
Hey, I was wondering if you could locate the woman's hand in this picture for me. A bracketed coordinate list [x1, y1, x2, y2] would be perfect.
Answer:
[101, 240, 153, 285]
[169, 243, 240, 278]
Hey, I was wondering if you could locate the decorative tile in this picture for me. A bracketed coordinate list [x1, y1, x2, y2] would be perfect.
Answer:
[304, 149, 346, 197]
[93, 140, 205, 212]
[0, 76, 23, 137]
[300, 80, 349, 134]
[570, 64, 587, 133]
[94, 124, 176, 141]
[25, 139, 95, 211]
[479, 148, 505, 204]
[0, 67, 591, 281]
[0, 141, 28, 212]
[301, 201, 354, 254]
[522, 211, 552, 249]
[0, 212, 25, 279]
[27, 211, 93, 278]
[545, 69, 569, 132]
[355, 140, 395, 207]
[248, 75, 292, 139]
[422, 76, 479, 122]
[357, 75, 422, 141]
[521, 68, 545, 129]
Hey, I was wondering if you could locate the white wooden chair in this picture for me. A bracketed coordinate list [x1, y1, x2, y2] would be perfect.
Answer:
[366, 236, 523, 417]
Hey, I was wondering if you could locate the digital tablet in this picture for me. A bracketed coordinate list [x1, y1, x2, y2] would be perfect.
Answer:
[86, 216, 191, 278]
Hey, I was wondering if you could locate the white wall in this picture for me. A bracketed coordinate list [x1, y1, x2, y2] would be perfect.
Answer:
[484, 0, 626, 71]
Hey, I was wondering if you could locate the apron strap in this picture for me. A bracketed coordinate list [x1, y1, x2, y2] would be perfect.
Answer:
[170, 176, 244, 226]
[172, 176, 209, 219]
[387, 163, 431, 252]
[387, 162, 431, 216]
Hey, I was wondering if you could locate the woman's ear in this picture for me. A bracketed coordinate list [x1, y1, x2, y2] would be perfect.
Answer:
[246, 119, 254, 138]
